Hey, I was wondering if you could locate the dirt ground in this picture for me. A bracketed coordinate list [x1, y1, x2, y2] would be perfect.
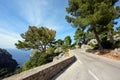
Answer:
[93, 49, 120, 61]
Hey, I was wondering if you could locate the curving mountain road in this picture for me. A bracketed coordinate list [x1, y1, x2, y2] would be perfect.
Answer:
[52, 49, 120, 80]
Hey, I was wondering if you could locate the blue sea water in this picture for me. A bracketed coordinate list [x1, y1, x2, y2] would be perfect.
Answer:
[7, 49, 31, 67]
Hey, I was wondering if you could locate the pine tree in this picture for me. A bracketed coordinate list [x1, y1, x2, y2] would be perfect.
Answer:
[15, 26, 56, 51]
[66, 0, 120, 50]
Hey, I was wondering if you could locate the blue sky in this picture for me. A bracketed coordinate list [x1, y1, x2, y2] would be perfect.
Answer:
[0, 0, 120, 49]
[0, 0, 76, 49]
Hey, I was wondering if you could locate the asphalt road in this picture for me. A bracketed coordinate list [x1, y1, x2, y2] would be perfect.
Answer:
[52, 49, 120, 80]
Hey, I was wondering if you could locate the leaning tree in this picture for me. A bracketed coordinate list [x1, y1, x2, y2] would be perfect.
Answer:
[15, 26, 56, 51]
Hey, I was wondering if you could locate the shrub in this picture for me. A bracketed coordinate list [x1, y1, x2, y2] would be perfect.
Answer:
[16, 47, 61, 72]
[101, 36, 113, 49]
[62, 45, 69, 52]
[89, 43, 98, 50]
[88, 39, 98, 50]
[70, 42, 76, 49]
[114, 39, 120, 48]
[47, 47, 55, 54]
[22, 52, 53, 71]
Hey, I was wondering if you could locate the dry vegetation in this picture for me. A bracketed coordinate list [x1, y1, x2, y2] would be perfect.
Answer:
[94, 49, 120, 60]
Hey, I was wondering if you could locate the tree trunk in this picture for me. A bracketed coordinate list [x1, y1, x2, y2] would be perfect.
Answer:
[83, 34, 86, 44]
[108, 32, 115, 44]
[91, 25, 103, 50]
[43, 45, 46, 52]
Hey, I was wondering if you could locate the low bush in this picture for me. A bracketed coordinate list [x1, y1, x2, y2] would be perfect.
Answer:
[101, 36, 113, 49]
[62, 45, 69, 52]
[70, 43, 76, 49]
[16, 47, 61, 73]
[89, 43, 98, 50]
[114, 39, 120, 48]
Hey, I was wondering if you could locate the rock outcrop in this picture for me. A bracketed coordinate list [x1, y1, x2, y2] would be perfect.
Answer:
[54, 47, 62, 53]
[30, 49, 41, 58]
[81, 44, 92, 50]
[114, 34, 120, 41]
[113, 48, 120, 57]
[0, 48, 18, 78]
[53, 52, 65, 61]
[88, 39, 97, 45]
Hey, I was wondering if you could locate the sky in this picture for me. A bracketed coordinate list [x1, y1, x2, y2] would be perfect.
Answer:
[0, 0, 120, 49]
[0, 0, 76, 49]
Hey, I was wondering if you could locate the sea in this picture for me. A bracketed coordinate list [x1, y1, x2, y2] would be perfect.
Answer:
[7, 49, 31, 67]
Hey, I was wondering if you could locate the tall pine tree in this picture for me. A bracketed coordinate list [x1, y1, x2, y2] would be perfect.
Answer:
[66, 0, 120, 50]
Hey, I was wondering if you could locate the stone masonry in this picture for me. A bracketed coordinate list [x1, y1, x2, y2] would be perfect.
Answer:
[4, 55, 75, 80]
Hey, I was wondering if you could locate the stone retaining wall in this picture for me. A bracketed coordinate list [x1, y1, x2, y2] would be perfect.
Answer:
[4, 55, 75, 80]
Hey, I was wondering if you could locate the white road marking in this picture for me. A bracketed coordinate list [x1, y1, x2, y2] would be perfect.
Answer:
[88, 70, 100, 80]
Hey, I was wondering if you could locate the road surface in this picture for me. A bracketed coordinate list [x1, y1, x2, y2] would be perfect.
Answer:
[52, 49, 120, 80]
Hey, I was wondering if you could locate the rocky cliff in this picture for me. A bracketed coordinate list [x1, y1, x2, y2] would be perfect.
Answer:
[0, 48, 18, 78]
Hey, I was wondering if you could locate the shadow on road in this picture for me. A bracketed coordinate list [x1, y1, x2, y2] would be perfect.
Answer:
[51, 57, 77, 80]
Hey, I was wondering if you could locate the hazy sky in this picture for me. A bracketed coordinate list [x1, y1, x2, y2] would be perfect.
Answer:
[0, 0, 120, 49]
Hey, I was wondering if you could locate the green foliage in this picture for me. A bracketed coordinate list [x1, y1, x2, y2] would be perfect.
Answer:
[55, 39, 63, 47]
[116, 26, 120, 35]
[15, 26, 56, 51]
[70, 42, 76, 49]
[0, 67, 16, 79]
[64, 36, 72, 46]
[60, 36, 72, 52]
[74, 28, 94, 44]
[101, 36, 113, 49]
[89, 43, 98, 50]
[15, 67, 23, 74]
[14, 26, 63, 74]
[74, 29, 84, 44]
[114, 39, 120, 48]
[66, 0, 120, 50]
[16, 47, 60, 72]
[21, 52, 52, 71]
[62, 45, 69, 52]
[66, 0, 119, 27]
[47, 47, 55, 54]
[89, 36, 114, 49]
